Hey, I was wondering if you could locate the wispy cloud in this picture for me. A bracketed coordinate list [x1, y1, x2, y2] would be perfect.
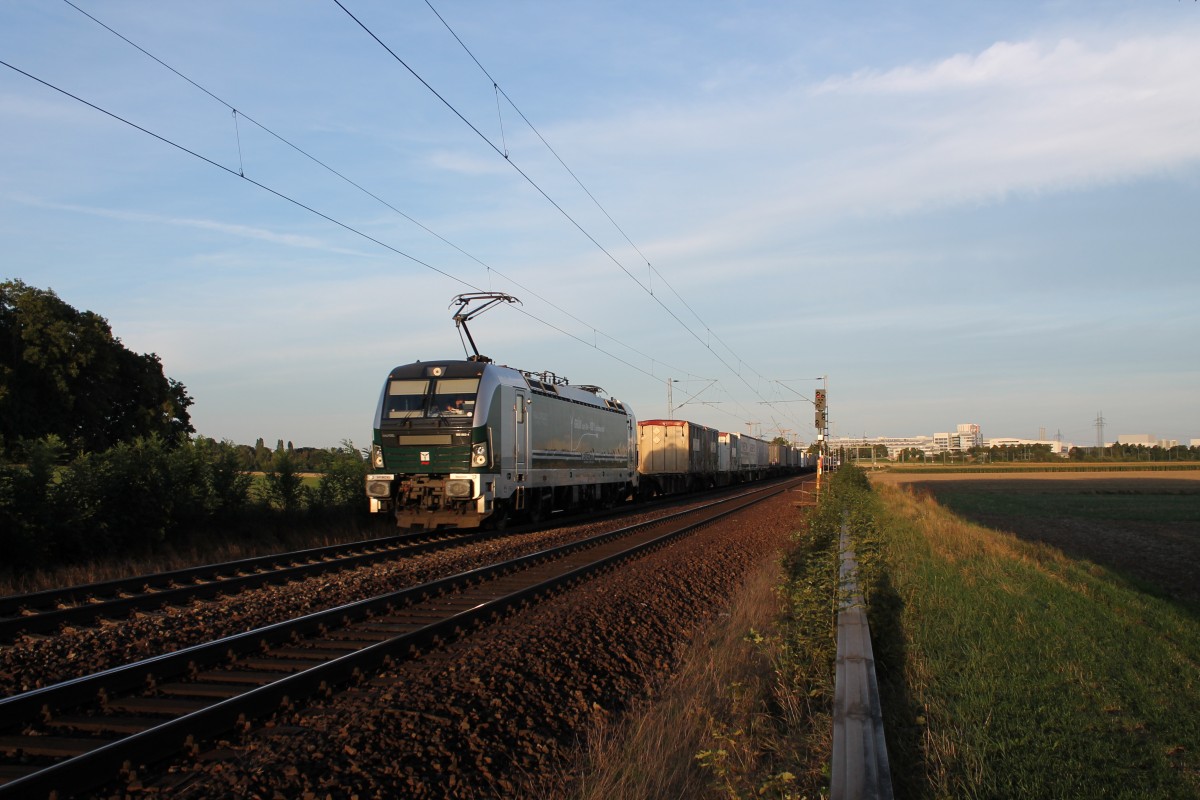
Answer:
[792, 32, 1200, 211]
[11, 194, 371, 255]
[555, 29, 1200, 236]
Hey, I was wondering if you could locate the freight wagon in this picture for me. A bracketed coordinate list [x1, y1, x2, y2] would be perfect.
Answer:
[739, 434, 770, 481]
[636, 419, 720, 496]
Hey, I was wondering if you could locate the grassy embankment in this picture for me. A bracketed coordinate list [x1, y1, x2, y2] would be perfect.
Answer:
[862, 477, 1200, 798]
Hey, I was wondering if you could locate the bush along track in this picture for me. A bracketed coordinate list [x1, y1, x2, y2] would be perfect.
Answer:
[855, 476, 1200, 799]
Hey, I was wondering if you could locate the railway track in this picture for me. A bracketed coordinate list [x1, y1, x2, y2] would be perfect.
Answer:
[0, 478, 798, 798]
[0, 528, 497, 641]
[0, 483, 766, 644]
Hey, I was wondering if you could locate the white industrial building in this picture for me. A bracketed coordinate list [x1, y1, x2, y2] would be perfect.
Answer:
[986, 437, 1067, 455]
[829, 423, 1090, 460]
[832, 425, 1193, 461]
[830, 423, 983, 460]
[1117, 434, 1180, 448]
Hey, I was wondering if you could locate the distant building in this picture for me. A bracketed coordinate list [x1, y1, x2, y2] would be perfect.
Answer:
[1117, 434, 1181, 448]
[830, 423, 983, 460]
[827, 421, 1105, 460]
[957, 423, 983, 449]
[987, 437, 1067, 455]
[932, 424, 982, 453]
[1117, 434, 1156, 446]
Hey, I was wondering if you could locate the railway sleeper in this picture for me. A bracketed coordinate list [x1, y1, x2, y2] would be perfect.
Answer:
[103, 696, 209, 716]
[260, 647, 343, 661]
[193, 670, 292, 686]
[305, 639, 375, 651]
[0, 735, 111, 758]
[328, 629, 394, 642]
[155, 681, 248, 699]
[355, 622, 426, 634]
[239, 657, 326, 671]
[45, 715, 156, 735]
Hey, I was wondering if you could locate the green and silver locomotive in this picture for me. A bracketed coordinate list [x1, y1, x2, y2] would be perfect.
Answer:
[366, 359, 638, 529]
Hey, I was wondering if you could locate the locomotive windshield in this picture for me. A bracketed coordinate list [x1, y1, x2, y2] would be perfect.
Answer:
[428, 378, 479, 417]
[384, 379, 429, 418]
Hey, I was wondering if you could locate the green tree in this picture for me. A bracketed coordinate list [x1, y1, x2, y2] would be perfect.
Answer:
[308, 441, 368, 516]
[260, 447, 305, 512]
[253, 437, 272, 470]
[0, 280, 193, 455]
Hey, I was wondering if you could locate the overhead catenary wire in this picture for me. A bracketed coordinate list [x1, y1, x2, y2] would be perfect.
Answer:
[422, 0, 784, 388]
[0, 58, 466, 286]
[417, 0, 815, 433]
[56, 0, 706, 386]
[0, 57, 684, 389]
[42, 4, 813, 438]
[342, 1, 814, 436]
[65, 0, 812, 436]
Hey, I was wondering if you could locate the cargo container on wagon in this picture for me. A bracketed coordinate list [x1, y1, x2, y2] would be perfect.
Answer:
[739, 434, 769, 480]
[717, 431, 739, 485]
[637, 419, 719, 496]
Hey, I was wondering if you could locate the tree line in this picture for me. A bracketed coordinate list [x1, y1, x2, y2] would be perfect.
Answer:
[1, 434, 368, 568]
[855, 443, 1200, 464]
[1, 279, 371, 570]
[1067, 443, 1199, 462]
[1, 279, 193, 456]
[237, 438, 366, 473]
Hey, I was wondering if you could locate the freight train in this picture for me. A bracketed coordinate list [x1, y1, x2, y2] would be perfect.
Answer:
[365, 358, 814, 529]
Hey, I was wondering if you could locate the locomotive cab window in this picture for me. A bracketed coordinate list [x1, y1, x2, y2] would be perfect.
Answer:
[429, 378, 479, 417]
[385, 379, 430, 418]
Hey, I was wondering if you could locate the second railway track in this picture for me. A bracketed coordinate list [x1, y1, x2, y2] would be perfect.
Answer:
[0, 527, 513, 642]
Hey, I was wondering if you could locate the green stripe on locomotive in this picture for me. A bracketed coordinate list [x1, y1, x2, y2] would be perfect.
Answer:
[381, 443, 472, 472]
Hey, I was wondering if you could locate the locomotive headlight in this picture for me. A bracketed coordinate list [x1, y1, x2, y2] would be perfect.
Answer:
[471, 442, 489, 467]
[365, 476, 393, 498]
[371, 443, 384, 469]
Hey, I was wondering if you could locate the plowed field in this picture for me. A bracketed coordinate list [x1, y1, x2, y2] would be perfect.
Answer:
[871, 470, 1200, 606]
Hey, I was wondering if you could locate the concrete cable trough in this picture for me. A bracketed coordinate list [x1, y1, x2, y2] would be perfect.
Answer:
[832, 516, 894, 800]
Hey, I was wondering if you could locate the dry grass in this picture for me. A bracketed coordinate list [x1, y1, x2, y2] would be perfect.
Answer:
[878, 483, 1065, 569]
[568, 556, 807, 800]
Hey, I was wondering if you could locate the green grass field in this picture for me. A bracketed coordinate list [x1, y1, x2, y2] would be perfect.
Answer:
[860, 477, 1200, 798]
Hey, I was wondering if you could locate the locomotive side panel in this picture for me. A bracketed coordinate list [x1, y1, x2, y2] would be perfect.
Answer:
[530, 391, 634, 471]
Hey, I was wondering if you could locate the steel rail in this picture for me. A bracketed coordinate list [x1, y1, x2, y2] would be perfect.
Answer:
[0, 528, 496, 640]
[0, 480, 798, 798]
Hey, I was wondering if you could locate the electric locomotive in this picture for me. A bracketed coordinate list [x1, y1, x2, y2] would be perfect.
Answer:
[365, 358, 637, 529]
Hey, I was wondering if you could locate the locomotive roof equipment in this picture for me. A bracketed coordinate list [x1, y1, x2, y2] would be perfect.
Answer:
[449, 292, 521, 363]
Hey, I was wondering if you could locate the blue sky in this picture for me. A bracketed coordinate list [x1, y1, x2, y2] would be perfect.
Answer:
[3, 1, 1198, 449]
